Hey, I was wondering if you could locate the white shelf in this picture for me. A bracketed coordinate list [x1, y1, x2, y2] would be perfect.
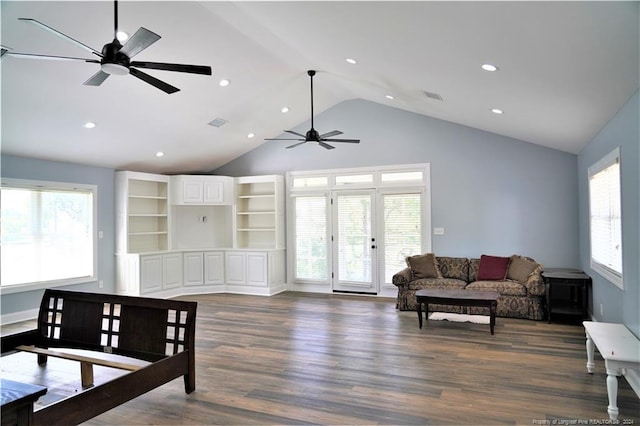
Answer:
[129, 231, 169, 236]
[237, 194, 275, 199]
[237, 211, 274, 215]
[117, 172, 170, 254]
[235, 176, 284, 249]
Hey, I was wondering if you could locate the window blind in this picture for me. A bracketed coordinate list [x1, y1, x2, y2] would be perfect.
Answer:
[294, 196, 328, 281]
[382, 193, 422, 283]
[1, 184, 95, 287]
[588, 148, 623, 288]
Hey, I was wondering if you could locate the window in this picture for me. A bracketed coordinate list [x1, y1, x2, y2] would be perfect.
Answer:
[335, 174, 373, 186]
[382, 193, 422, 283]
[293, 195, 328, 281]
[588, 148, 623, 288]
[1, 179, 97, 291]
[288, 164, 430, 293]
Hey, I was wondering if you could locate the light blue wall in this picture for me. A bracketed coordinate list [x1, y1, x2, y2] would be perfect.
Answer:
[578, 91, 640, 337]
[214, 99, 580, 269]
[0, 155, 115, 316]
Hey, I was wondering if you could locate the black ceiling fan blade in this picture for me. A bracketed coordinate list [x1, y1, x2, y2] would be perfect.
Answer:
[286, 141, 308, 149]
[284, 130, 306, 138]
[319, 130, 342, 138]
[129, 67, 180, 94]
[120, 27, 161, 59]
[265, 138, 305, 141]
[5, 52, 100, 63]
[18, 18, 101, 57]
[318, 142, 335, 150]
[1, 45, 12, 59]
[83, 70, 111, 86]
[131, 61, 211, 75]
[322, 138, 360, 143]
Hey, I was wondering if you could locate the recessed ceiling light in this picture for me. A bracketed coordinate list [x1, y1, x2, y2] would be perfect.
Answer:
[116, 31, 128, 42]
[385, 95, 394, 100]
[219, 79, 230, 87]
[281, 107, 290, 113]
[247, 133, 255, 138]
[491, 108, 504, 114]
[345, 58, 357, 64]
[156, 151, 165, 157]
[84, 122, 96, 129]
[482, 64, 498, 72]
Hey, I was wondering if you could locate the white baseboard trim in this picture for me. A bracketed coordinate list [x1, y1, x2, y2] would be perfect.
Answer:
[1, 308, 39, 325]
[624, 367, 640, 399]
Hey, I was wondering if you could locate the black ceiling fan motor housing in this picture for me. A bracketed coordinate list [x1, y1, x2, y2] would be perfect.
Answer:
[101, 40, 130, 68]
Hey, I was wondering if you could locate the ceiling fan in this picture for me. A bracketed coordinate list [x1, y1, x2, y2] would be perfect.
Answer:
[266, 70, 360, 150]
[4, 1, 211, 94]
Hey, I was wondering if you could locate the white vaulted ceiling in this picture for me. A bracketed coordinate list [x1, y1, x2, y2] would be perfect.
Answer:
[1, 1, 638, 174]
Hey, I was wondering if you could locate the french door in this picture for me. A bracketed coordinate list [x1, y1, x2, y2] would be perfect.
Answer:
[332, 190, 376, 293]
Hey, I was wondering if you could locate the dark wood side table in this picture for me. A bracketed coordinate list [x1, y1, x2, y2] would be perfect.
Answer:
[1, 379, 47, 426]
[542, 268, 592, 323]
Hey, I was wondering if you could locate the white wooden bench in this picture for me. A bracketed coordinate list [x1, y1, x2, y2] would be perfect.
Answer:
[583, 321, 640, 420]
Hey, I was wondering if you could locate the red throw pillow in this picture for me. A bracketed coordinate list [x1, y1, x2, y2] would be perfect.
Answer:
[477, 255, 510, 281]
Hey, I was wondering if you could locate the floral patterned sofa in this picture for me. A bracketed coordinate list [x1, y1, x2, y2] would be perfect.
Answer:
[392, 254, 545, 320]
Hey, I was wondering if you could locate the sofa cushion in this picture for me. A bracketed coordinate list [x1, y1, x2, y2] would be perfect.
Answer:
[408, 277, 467, 290]
[436, 257, 469, 281]
[507, 255, 539, 283]
[406, 253, 441, 279]
[466, 280, 527, 297]
[477, 255, 510, 280]
[469, 258, 480, 282]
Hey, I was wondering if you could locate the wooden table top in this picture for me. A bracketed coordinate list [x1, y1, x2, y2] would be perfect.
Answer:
[1, 378, 47, 408]
[542, 269, 591, 280]
[415, 288, 500, 301]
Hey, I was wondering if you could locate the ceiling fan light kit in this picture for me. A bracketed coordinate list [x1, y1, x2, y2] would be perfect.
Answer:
[7, 1, 212, 94]
[265, 70, 361, 150]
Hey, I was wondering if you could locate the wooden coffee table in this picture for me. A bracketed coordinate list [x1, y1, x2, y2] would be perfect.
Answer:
[415, 289, 500, 335]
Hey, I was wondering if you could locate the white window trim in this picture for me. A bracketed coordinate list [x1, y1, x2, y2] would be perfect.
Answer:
[0, 178, 99, 295]
[588, 148, 623, 289]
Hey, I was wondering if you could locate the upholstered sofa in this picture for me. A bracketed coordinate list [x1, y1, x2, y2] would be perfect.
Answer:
[392, 254, 545, 320]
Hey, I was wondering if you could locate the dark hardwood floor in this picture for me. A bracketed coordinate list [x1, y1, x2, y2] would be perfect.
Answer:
[2, 292, 639, 425]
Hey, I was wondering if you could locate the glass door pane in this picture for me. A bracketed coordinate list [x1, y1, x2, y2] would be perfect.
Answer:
[332, 191, 376, 293]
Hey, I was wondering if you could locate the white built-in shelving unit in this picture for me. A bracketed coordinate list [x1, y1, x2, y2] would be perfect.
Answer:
[115, 172, 285, 297]
[235, 175, 284, 249]
[116, 171, 170, 254]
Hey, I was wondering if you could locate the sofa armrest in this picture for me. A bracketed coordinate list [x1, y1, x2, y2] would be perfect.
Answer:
[522, 266, 545, 296]
[392, 267, 413, 288]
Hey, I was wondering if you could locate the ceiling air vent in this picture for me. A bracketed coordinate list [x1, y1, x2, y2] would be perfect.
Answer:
[423, 91, 443, 101]
[208, 117, 228, 128]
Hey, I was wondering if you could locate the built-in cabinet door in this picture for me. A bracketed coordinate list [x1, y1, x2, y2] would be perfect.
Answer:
[246, 252, 268, 287]
[171, 175, 233, 205]
[204, 251, 224, 285]
[182, 181, 203, 203]
[183, 252, 204, 286]
[203, 181, 224, 204]
[225, 252, 246, 285]
[140, 255, 163, 293]
[163, 253, 183, 289]
[141, 253, 182, 293]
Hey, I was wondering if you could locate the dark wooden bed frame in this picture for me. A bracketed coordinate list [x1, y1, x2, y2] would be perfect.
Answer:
[1, 289, 197, 425]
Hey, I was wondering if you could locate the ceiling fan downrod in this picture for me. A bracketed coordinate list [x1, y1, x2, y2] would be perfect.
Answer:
[308, 70, 316, 132]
